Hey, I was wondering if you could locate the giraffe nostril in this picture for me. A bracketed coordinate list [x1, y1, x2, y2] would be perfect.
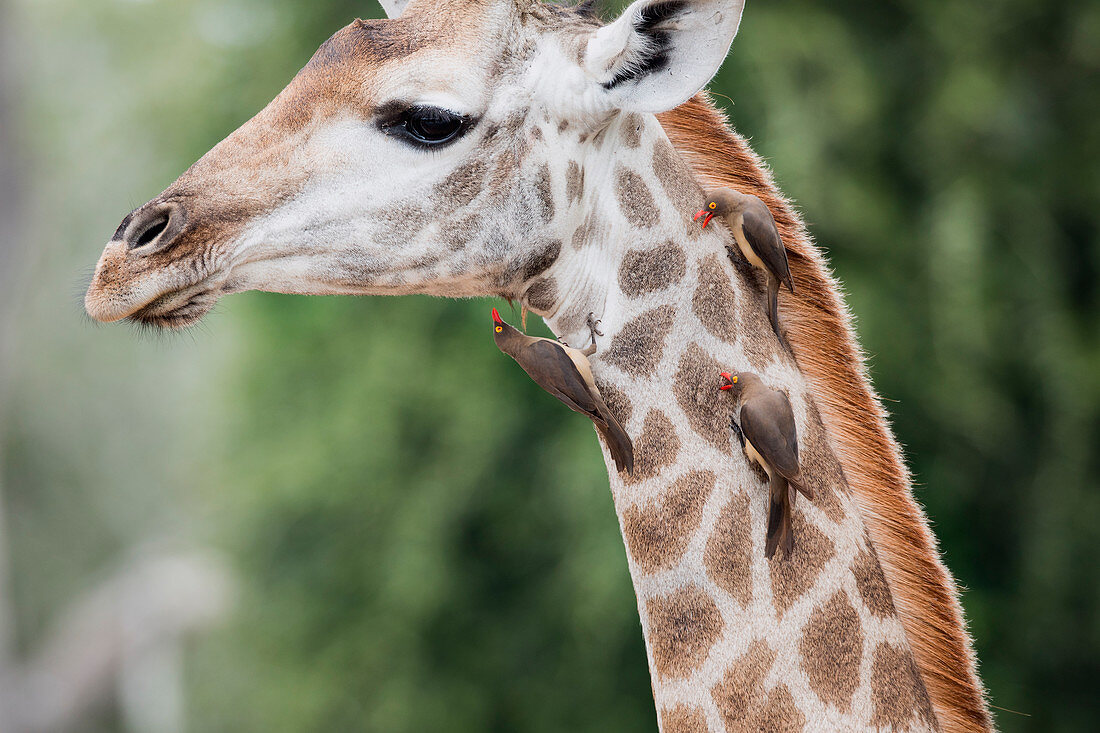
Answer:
[122, 201, 186, 254]
[132, 214, 170, 249]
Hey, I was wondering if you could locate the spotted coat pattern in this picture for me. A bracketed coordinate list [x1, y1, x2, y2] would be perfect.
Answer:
[530, 111, 938, 732]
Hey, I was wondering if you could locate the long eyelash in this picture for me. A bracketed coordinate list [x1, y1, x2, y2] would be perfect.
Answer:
[376, 104, 474, 150]
[374, 100, 411, 127]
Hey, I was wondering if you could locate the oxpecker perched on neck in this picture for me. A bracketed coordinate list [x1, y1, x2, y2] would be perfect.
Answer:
[492, 309, 634, 475]
[697, 187, 794, 341]
[719, 370, 811, 559]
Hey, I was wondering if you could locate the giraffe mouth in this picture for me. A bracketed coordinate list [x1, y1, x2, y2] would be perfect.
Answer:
[128, 283, 219, 329]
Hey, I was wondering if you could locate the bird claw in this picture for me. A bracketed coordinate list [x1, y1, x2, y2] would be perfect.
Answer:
[729, 416, 746, 449]
[583, 312, 603, 354]
[586, 312, 603, 338]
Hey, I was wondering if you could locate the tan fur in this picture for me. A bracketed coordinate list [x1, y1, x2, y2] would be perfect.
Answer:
[658, 94, 992, 733]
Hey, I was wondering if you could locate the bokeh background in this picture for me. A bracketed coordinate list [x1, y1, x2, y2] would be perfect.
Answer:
[0, 0, 1097, 730]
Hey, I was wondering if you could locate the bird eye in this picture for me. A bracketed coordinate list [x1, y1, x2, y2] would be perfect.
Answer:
[381, 105, 471, 148]
[709, 202, 716, 209]
[495, 326, 503, 333]
[732, 376, 738, 383]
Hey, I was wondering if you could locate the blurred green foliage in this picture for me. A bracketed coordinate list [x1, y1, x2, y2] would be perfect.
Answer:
[1, 0, 1097, 731]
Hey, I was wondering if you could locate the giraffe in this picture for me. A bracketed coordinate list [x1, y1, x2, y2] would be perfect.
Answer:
[83, 1, 992, 730]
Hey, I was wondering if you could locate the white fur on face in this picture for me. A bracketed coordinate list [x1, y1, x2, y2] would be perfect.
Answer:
[218, 46, 503, 298]
[527, 36, 614, 125]
[215, 26, 626, 304]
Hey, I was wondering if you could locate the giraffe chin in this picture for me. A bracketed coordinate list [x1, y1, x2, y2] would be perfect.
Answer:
[127, 287, 219, 330]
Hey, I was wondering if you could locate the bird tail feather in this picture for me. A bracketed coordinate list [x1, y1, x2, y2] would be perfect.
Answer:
[597, 412, 635, 476]
[767, 276, 782, 341]
[765, 476, 794, 559]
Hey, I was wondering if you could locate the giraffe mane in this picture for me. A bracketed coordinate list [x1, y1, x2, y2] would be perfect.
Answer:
[657, 93, 992, 733]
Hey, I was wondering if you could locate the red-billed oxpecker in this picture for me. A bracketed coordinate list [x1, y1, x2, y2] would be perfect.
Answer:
[719, 370, 812, 559]
[697, 188, 794, 340]
[492, 308, 634, 475]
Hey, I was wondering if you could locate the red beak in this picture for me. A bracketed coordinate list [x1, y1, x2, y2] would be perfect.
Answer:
[491, 307, 503, 325]
[694, 210, 714, 228]
[718, 371, 733, 391]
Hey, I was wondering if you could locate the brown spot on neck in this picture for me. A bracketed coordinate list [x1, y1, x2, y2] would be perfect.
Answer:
[570, 209, 605, 251]
[618, 242, 686, 298]
[594, 376, 632, 426]
[872, 643, 939, 730]
[570, 217, 590, 250]
[620, 112, 644, 148]
[692, 253, 740, 345]
[659, 705, 708, 733]
[853, 544, 898, 619]
[768, 515, 835, 615]
[704, 493, 753, 607]
[523, 276, 558, 313]
[614, 166, 659, 228]
[651, 138, 705, 240]
[623, 410, 681, 485]
[757, 685, 806, 733]
[623, 468, 714, 573]
[800, 591, 864, 711]
[534, 161, 555, 223]
[797, 398, 849, 524]
[646, 584, 724, 680]
[603, 305, 675, 377]
[710, 639, 778, 729]
[673, 343, 733, 453]
[565, 160, 584, 206]
[731, 261, 780, 370]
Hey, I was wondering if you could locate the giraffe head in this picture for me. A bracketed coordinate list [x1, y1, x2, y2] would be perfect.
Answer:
[84, 0, 744, 328]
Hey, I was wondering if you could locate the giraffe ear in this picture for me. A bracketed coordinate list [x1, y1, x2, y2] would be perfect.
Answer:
[377, 0, 411, 18]
[584, 0, 745, 113]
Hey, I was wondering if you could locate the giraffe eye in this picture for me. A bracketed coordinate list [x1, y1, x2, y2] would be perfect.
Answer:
[381, 105, 472, 148]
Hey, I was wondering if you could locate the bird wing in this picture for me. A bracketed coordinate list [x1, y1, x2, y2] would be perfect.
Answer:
[740, 392, 801, 479]
[513, 340, 635, 475]
[741, 199, 794, 292]
[516, 340, 603, 420]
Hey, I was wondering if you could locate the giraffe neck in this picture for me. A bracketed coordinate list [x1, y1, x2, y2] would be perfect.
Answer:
[526, 114, 939, 732]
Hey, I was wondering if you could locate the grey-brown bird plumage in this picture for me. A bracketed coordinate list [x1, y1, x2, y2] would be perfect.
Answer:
[697, 188, 794, 340]
[492, 309, 634, 475]
[720, 371, 812, 559]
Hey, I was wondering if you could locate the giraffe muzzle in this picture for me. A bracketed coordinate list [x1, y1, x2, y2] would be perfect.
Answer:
[85, 199, 222, 327]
